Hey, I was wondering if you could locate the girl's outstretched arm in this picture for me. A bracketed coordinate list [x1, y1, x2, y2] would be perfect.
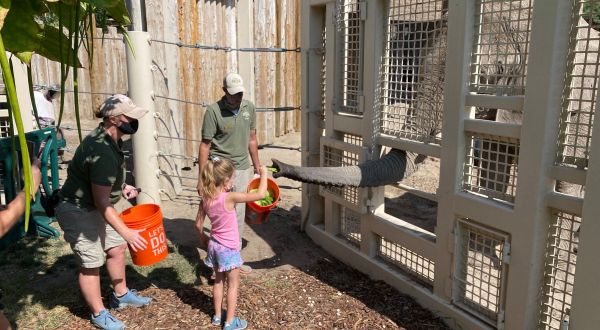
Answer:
[228, 166, 268, 205]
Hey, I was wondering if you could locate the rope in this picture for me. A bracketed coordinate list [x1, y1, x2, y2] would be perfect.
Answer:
[256, 106, 301, 112]
[150, 39, 300, 53]
[154, 95, 208, 107]
[157, 151, 197, 161]
[33, 83, 121, 96]
[35, 84, 300, 112]
[61, 125, 95, 132]
[159, 172, 197, 181]
[154, 95, 300, 112]
[156, 135, 204, 143]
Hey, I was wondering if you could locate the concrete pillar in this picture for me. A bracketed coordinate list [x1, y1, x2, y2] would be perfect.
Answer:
[126, 31, 161, 205]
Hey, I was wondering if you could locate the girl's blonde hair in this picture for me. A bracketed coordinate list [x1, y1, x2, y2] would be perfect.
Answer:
[199, 157, 236, 201]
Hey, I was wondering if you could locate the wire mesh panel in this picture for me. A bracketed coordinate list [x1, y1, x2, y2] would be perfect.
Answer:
[378, 235, 435, 287]
[343, 132, 363, 146]
[340, 206, 361, 246]
[0, 118, 9, 137]
[539, 212, 581, 330]
[454, 219, 509, 326]
[470, 0, 533, 96]
[337, 0, 363, 115]
[322, 144, 360, 205]
[463, 133, 520, 204]
[381, 0, 446, 143]
[556, 0, 600, 169]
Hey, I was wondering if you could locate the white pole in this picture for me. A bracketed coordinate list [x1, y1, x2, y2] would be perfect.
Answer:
[126, 31, 161, 205]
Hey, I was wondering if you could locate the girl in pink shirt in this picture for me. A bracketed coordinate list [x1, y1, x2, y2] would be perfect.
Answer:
[196, 157, 267, 330]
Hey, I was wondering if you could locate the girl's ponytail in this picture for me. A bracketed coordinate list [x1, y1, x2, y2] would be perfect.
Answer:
[199, 156, 235, 202]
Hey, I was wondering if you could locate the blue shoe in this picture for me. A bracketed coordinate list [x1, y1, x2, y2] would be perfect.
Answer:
[109, 289, 152, 310]
[223, 316, 248, 330]
[211, 309, 226, 326]
[90, 309, 124, 330]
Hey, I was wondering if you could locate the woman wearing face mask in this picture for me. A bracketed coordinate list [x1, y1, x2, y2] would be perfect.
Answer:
[55, 94, 152, 330]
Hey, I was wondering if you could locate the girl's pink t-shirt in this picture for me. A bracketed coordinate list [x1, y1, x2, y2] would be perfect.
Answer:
[203, 192, 240, 250]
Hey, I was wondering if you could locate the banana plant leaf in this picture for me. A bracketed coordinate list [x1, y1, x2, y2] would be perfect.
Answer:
[1, 0, 41, 52]
[1, 1, 82, 67]
[47, 1, 87, 31]
[85, 0, 130, 26]
[38, 25, 83, 67]
[0, 0, 10, 31]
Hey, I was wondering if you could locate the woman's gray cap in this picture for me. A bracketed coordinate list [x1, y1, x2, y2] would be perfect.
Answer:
[99, 94, 148, 119]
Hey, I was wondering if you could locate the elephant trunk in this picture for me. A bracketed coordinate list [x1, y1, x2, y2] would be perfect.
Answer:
[271, 149, 425, 187]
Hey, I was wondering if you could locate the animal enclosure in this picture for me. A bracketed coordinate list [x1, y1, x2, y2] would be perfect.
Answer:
[301, 0, 600, 329]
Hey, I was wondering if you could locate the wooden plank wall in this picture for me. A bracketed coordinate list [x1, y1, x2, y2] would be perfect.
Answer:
[30, 27, 128, 126]
[30, 0, 300, 149]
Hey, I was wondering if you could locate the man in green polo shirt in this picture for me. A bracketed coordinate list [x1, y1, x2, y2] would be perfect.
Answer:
[197, 73, 261, 273]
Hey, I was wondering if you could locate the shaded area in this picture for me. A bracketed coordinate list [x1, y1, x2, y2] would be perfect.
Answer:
[385, 192, 437, 233]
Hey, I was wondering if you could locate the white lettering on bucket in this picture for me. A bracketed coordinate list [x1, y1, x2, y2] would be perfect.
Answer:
[148, 227, 166, 256]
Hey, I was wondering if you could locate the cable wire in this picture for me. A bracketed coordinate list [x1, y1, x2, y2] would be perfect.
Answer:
[150, 39, 300, 53]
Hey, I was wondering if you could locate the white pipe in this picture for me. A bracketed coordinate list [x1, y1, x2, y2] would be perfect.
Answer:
[126, 31, 161, 205]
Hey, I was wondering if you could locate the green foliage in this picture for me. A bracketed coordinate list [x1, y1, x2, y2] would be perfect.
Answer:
[250, 189, 276, 207]
[583, 2, 600, 31]
[0, 0, 132, 232]
[1, 0, 132, 67]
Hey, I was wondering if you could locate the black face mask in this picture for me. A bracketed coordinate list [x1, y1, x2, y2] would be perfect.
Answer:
[117, 119, 139, 135]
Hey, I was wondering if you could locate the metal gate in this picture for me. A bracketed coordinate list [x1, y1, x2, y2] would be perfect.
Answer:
[302, 0, 600, 329]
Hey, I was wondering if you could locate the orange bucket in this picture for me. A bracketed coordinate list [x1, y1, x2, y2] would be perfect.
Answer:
[245, 178, 280, 225]
[120, 204, 168, 266]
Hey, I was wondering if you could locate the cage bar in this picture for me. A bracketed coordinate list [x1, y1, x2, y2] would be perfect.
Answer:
[337, 0, 364, 115]
[378, 234, 435, 287]
[454, 219, 509, 326]
[556, 0, 600, 169]
[322, 144, 360, 205]
[539, 211, 581, 330]
[470, 0, 533, 96]
[381, 0, 446, 143]
[340, 206, 361, 245]
[463, 133, 520, 204]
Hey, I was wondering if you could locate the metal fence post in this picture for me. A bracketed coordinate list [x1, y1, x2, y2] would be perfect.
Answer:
[126, 31, 161, 205]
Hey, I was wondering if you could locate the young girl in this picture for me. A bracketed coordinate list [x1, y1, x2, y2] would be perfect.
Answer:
[196, 157, 267, 330]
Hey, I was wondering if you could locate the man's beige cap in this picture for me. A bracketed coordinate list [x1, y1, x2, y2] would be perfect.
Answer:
[99, 94, 148, 119]
[223, 73, 245, 95]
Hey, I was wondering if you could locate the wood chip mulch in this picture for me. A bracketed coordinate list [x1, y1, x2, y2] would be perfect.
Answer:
[56, 259, 450, 330]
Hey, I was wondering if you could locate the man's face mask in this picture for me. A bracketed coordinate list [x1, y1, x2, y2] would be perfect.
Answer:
[117, 118, 139, 135]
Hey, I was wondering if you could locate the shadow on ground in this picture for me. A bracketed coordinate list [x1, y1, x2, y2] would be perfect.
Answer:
[163, 202, 450, 329]
[0, 235, 213, 329]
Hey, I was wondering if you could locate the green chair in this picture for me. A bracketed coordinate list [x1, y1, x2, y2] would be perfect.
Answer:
[0, 127, 65, 249]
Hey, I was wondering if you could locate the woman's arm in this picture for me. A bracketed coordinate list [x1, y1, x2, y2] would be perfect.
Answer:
[0, 160, 42, 237]
[91, 183, 147, 251]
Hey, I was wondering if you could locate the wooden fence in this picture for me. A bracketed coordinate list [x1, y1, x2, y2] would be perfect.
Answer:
[31, 0, 301, 155]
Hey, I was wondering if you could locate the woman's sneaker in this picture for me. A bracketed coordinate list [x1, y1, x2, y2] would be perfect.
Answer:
[223, 316, 248, 330]
[109, 289, 152, 310]
[90, 309, 124, 330]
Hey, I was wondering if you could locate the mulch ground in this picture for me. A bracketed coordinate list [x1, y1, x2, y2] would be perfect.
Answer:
[56, 259, 449, 330]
